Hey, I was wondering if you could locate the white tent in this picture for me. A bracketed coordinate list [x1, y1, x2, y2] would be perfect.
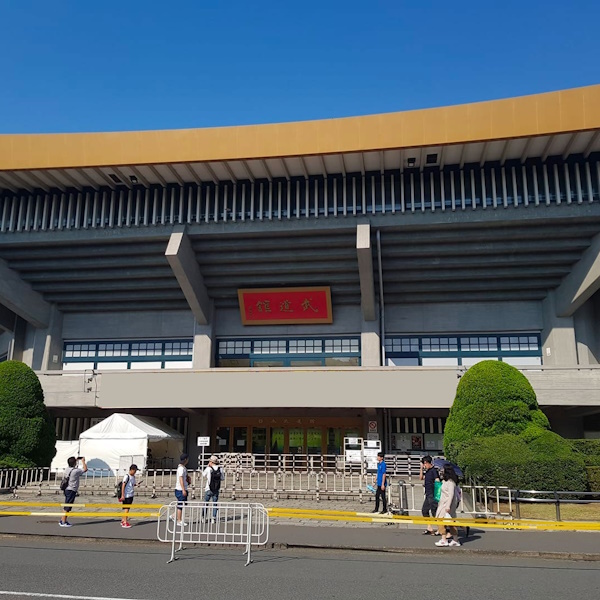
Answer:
[79, 413, 185, 474]
[50, 440, 81, 473]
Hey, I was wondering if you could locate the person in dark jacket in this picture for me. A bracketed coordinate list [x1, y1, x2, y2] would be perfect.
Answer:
[419, 455, 440, 535]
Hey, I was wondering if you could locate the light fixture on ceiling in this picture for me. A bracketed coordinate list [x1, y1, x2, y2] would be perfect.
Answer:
[130, 175, 138, 184]
[407, 157, 417, 167]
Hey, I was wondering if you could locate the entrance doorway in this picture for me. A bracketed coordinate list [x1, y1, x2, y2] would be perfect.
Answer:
[211, 416, 362, 455]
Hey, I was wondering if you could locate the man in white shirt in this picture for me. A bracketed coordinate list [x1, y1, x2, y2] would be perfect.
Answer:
[202, 455, 223, 523]
[174, 453, 190, 526]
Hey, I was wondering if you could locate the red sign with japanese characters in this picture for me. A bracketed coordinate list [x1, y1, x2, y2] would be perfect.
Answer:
[238, 287, 333, 325]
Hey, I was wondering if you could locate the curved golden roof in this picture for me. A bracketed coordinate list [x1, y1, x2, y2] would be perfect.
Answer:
[0, 85, 599, 171]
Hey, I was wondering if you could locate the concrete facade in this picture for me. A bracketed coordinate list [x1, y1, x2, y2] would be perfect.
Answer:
[2, 85, 600, 457]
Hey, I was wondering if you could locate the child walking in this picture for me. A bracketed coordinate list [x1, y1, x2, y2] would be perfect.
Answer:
[119, 464, 139, 528]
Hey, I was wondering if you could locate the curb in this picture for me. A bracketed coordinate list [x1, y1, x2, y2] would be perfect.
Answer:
[4, 532, 598, 562]
[271, 542, 600, 562]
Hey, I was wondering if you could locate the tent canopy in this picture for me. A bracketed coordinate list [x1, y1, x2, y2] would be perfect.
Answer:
[79, 413, 185, 441]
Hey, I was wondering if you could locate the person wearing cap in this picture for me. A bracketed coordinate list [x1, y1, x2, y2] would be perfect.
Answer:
[202, 455, 223, 523]
[174, 453, 189, 526]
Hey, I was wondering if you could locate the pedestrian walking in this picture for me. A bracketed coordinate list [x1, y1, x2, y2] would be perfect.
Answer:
[420, 455, 440, 535]
[202, 455, 223, 523]
[59, 456, 87, 527]
[372, 451, 388, 514]
[434, 464, 461, 547]
[118, 464, 139, 529]
[174, 453, 190, 527]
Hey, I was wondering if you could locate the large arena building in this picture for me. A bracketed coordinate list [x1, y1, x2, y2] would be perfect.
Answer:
[1, 85, 600, 467]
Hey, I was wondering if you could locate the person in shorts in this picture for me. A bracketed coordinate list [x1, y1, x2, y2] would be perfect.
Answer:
[119, 464, 139, 529]
[174, 453, 190, 526]
[59, 456, 87, 528]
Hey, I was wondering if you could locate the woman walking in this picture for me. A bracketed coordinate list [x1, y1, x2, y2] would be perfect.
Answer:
[434, 464, 461, 547]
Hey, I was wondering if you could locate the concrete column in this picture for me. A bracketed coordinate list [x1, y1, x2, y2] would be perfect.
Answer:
[0, 331, 13, 359]
[361, 317, 381, 367]
[192, 309, 215, 369]
[542, 291, 578, 366]
[8, 317, 27, 362]
[41, 305, 64, 370]
[573, 298, 598, 365]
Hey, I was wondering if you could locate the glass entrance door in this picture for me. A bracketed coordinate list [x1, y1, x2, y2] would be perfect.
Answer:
[307, 428, 322, 454]
[270, 428, 284, 454]
[216, 427, 230, 452]
[233, 427, 248, 452]
[289, 428, 304, 454]
[252, 428, 266, 453]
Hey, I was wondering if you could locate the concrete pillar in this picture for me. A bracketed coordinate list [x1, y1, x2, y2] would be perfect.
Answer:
[192, 309, 215, 369]
[8, 317, 27, 363]
[41, 305, 64, 370]
[574, 298, 598, 365]
[542, 291, 578, 366]
[360, 317, 381, 367]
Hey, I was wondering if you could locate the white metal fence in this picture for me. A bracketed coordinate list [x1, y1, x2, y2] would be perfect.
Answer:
[1, 453, 425, 497]
[157, 501, 269, 565]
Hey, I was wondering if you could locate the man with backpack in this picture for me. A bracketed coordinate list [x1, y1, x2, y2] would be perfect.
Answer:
[59, 456, 87, 528]
[419, 455, 440, 535]
[202, 455, 223, 523]
[118, 464, 139, 529]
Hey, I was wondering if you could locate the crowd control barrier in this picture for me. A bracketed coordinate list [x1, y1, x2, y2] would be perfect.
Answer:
[157, 501, 269, 565]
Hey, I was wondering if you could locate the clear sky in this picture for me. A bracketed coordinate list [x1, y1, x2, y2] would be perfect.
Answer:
[1, 1, 599, 134]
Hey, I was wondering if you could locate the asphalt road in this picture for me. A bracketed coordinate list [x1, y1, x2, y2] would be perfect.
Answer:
[0, 537, 598, 600]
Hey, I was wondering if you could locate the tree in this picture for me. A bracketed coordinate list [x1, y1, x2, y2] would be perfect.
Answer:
[0, 361, 56, 468]
[444, 360, 587, 491]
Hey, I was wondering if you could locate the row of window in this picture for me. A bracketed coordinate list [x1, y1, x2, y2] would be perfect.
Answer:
[384, 333, 542, 367]
[64, 340, 194, 360]
[218, 337, 361, 357]
[61, 333, 543, 370]
[385, 334, 540, 354]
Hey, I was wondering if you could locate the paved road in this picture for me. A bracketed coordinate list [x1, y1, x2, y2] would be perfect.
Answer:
[0, 537, 598, 600]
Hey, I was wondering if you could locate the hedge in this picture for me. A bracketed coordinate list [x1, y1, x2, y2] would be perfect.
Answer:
[444, 360, 549, 462]
[0, 361, 56, 468]
[570, 440, 600, 467]
[587, 467, 600, 492]
[456, 433, 588, 492]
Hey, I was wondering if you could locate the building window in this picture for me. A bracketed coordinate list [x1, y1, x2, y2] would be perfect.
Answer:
[385, 333, 542, 366]
[216, 336, 361, 367]
[62, 339, 194, 370]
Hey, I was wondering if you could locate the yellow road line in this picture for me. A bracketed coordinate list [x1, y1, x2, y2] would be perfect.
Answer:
[267, 508, 600, 532]
[0, 502, 164, 509]
[5, 511, 159, 518]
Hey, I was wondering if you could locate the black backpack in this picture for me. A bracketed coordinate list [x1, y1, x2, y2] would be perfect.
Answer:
[209, 467, 222, 494]
[60, 468, 72, 491]
[116, 475, 130, 498]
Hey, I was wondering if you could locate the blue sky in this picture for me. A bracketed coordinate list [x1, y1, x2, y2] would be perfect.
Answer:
[1, 1, 599, 133]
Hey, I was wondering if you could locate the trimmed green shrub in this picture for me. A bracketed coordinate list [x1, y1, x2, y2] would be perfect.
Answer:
[0, 361, 56, 468]
[586, 467, 600, 492]
[570, 440, 600, 467]
[456, 433, 588, 492]
[444, 360, 589, 491]
[444, 361, 549, 461]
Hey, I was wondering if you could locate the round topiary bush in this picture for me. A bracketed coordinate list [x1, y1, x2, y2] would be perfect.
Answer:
[444, 360, 588, 491]
[0, 360, 56, 468]
[444, 360, 549, 461]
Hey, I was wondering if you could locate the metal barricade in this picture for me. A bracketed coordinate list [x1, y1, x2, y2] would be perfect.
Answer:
[157, 501, 269, 565]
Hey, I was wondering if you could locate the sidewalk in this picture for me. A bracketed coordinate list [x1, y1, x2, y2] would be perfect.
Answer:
[0, 495, 598, 561]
